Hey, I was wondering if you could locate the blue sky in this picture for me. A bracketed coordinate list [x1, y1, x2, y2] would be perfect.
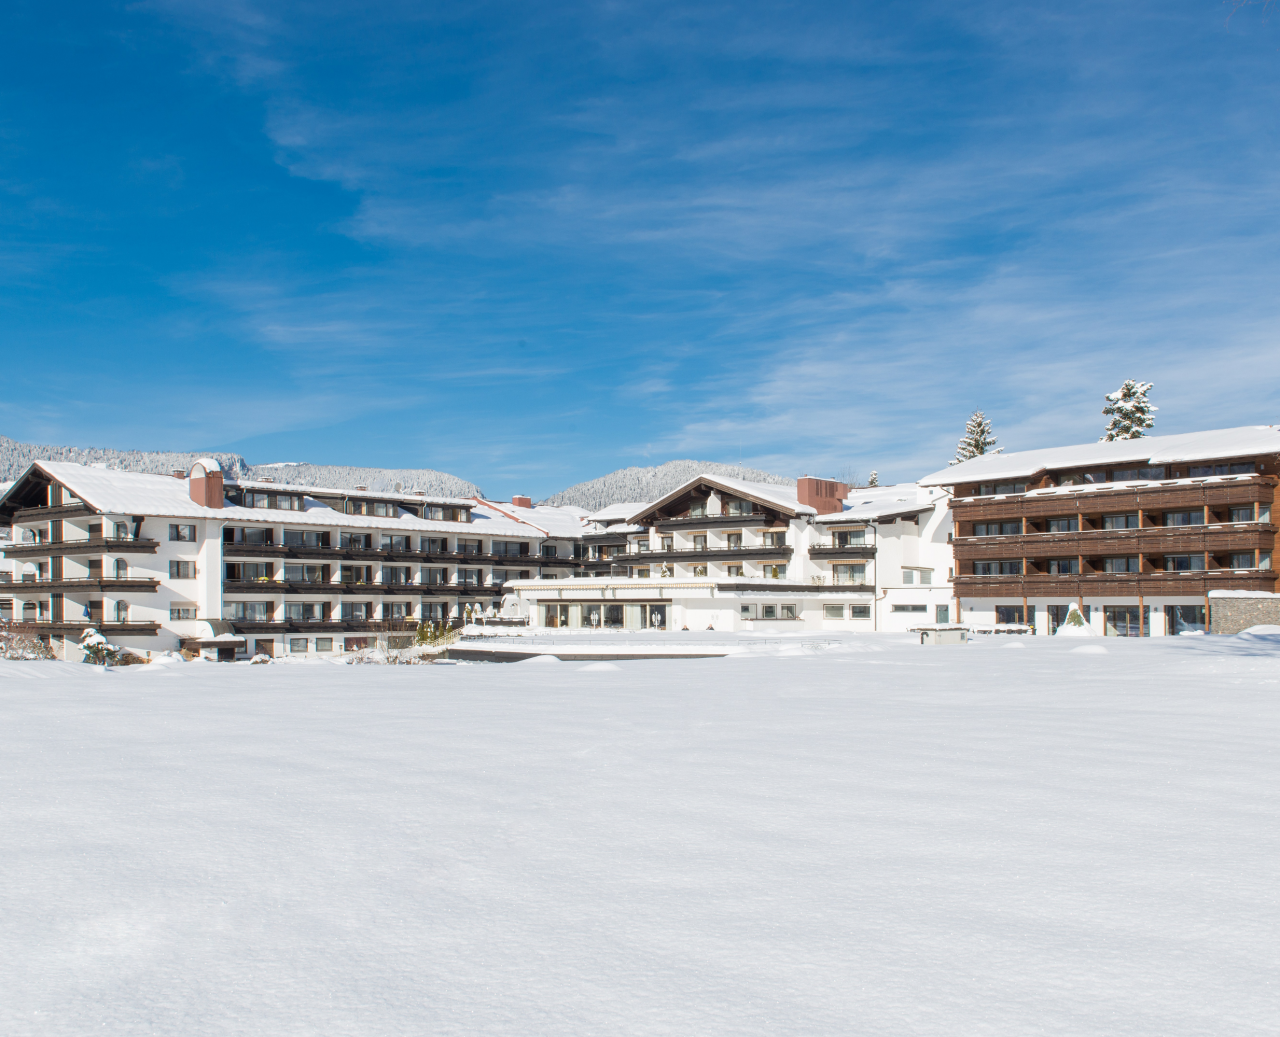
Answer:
[2, 1, 1278, 498]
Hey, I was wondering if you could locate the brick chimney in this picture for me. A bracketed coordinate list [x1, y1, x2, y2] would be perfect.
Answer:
[796, 476, 848, 515]
[512, 495, 533, 509]
[188, 459, 224, 509]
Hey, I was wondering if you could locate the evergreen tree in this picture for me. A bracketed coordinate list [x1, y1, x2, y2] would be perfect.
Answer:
[950, 411, 1003, 465]
[867, 470, 878, 486]
[1100, 380, 1156, 441]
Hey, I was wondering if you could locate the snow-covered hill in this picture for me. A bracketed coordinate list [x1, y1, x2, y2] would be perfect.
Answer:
[539, 460, 794, 510]
[0, 437, 482, 497]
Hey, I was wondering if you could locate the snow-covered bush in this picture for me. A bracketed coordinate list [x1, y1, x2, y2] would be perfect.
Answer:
[0, 623, 55, 661]
[80, 628, 124, 665]
[1055, 603, 1095, 637]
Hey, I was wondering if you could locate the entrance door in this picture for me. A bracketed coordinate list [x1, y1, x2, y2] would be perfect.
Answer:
[544, 604, 568, 628]
[1103, 606, 1148, 637]
[648, 605, 667, 630]
[604, 604, 624, 628]
[1047, 604, 1070, 634]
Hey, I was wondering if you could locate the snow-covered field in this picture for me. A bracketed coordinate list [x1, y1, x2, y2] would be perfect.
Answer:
[3, 632, 1280, 1036]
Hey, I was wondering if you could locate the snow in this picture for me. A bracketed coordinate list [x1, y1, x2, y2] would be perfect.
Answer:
[4, 633, 1280, 1034]
[919, 425, 1280, 485]
[629, 473, 816, 523]
[1209, 589, 1280, 598]
[587, 501, 654, 523]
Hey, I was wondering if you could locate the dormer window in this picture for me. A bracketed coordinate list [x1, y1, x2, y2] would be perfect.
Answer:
[725, 499, 755, 516]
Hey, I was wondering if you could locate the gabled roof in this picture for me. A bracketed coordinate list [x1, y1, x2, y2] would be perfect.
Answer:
[919, 426, 1280, 486]
[587, 501, 652, 524]
[227, 478, 475, 508]
[626, 473, 811, 524]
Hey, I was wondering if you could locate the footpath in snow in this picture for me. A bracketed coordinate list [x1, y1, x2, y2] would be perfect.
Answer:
[2, 631, 1279, 1036]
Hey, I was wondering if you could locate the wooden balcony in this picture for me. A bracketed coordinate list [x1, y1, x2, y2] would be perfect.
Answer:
[15, 620, 162, 637]
[3, 537, 160, 559]
[5, 577, 160, 593]
[953, 523, 1275, 560]
[953, 569, 1277, 598]
[951, 477, 1275, 522]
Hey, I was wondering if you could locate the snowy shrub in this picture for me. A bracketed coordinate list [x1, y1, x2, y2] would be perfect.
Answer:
[0, 623, 55, 661]
[80, 629, 125, 666]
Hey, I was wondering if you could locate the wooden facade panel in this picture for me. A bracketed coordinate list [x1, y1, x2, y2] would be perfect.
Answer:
[951, 479, 1275, 523]
[953, 526, 1276, 560]
[954, 572, 1278, 597]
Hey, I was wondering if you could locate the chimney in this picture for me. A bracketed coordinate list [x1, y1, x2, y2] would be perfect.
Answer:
[355, 485, 368, 492]
[188, 459, 224, 509]
[796, 476, 848, 515]
[259, 476, 275, 483]
[512, 495, 532, 509]
[171, 469, 186, 479]
[410, 490, 426, 496]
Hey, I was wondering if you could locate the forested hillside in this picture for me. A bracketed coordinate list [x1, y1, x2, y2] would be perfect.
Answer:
[539, 460, 794, 511]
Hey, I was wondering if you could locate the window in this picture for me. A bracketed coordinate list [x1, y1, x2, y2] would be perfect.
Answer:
[1103, 557, 1140, 573]
[760, 564, 785, 579]
[421, 537, 447, 554]
[114, 559, 128, 579]
[424, 506, 468, 522]
[833, 563, 865, 585]
[420, 567, 447, 585]
[740, 604, 756, 619]
[1229, 506, 1255, 523]
[1164, 554, 1206, 571]
[726, 565, 743, 577]
[1163, 511, 1203, 527]
[633, 567, 651, 579]
[1260, 505, 1272, 524]
[245, 492, 271, 509]
[284, 564, 324, 584]
[225, 526, 272, 545]
[316, 637, 334, 652]
[1112, 467, 1164, 482]
[1165, 604, 1205, 634]
[726, 499, 755, 516]
[1104, 606, 1147, 637]
[763, 532, 785, 548]
[891, 604, 927, 613]
[761, 605, 777, 619]
[382, 535, 410, 551]
[688, 502, 707, 518]
[341, 532, 373, 550]
[541, 544, 559, 558]
[1190, 463, 1254, 476]
[973, 560, 1022, 575]
[492, 540, 527, 557]
[115, 601, 130, 622]
[902, 569, 914, 584]
[1047, 558, 1079, 574]
[114, 522, 129, 540]
[1103, 513, 1140, 530]
[779, 604, 796, 620]
[849, 605, 871, 619]
[973, 522, 1020, 536]
[289, 638, 308, 652]
[1229, 553, 1256, 569]
[935, 605, 950, 623]
[224, 601, 273, 622]
[285, 603, 324, 622]
[661, 536, 673, 552]
[421, 604, 446, 623]
[995, 605, 1024, 624]
[1261, 552, 1273, 570]
[977, 482, 1027, 495]
[457, 568, 482, 586]
[169, 605, 197, 620]
[833, 528, 866, 547]
[340, 601, 370, 621]
[726, 533, 742, 549]
[692, 535, 707, 551]
[382, 566, 411, 585]
[384, 602, 409, 621]
[920, 570, 932, 585]
[693, 564, 708, 576]
[457, 539, 482, 556]
[169, 524, 196, 542]
[1048, 517, 1078, 533]
[635, 541, 650, 553]
[169, 561, 196, 579]
[824, 605, 844, 619]
[341, 565, 372, 585]
[277, 496, 303, 511]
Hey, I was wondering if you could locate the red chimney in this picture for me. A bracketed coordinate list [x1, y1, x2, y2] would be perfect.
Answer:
[796, 477, 848, 515]
[511, 496, 533, 509]
[188, 459, 224, 509]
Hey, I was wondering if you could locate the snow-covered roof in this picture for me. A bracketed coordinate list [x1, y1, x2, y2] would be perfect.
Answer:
[812, 483, 935, 523]
[919, 426, 1280, 486]
[950, 472, 1262, 504]
[588, 502, 653, 524]
[0, 462, 540, 537]
[227, 478, 475, 507]
[474, 500, 586, 539]
[628, 474, 811, 524]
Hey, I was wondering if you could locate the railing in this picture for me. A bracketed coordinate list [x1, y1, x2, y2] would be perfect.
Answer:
[626, 543, 789, 555]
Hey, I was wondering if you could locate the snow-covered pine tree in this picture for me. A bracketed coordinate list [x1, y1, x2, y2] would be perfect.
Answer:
[868, 471, 879, 486]
[1099, 380, 1156, 441]
[950, 411, 1003, 465]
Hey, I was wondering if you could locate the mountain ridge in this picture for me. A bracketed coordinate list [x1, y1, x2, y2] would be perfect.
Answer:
[537, 460, 795, 512]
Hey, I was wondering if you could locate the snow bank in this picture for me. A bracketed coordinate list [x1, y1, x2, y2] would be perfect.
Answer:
[3, 634, 1280, 1035]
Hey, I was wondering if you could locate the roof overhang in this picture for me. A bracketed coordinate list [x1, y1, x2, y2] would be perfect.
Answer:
[626, 474, 804, 525]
